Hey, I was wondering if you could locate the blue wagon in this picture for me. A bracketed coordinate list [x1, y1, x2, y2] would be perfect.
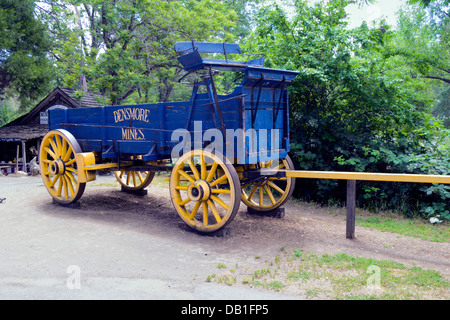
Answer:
[39, 42, 299, 232]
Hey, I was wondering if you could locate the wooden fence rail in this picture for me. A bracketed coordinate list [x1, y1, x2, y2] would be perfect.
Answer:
[281, 170, 450, 239]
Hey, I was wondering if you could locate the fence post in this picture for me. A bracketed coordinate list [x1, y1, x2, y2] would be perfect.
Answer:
[346, 180, 356, 239]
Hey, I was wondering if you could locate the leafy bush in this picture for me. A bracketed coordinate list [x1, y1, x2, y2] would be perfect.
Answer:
[245, 0, 450, 221]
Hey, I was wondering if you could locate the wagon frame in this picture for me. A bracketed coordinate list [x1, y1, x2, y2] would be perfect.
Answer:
[40, 41, 299, 233]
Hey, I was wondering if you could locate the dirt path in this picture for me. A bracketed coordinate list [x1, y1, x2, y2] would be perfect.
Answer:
[76, 176, 450, 277]
[0, 175, 448, 299]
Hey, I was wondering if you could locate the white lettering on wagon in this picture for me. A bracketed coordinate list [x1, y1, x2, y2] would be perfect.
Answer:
[113, 108, 150, 123]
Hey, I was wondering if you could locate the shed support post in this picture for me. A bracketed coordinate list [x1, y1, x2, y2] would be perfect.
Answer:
[21, 140, 26, 172]
[346, 180, 356, 239]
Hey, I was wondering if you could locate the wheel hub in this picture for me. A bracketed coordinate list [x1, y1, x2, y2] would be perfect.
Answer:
[187, 180, 211, 202]
[49, 158, 65, 175]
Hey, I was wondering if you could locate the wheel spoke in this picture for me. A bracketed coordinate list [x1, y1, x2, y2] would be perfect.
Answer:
[202, 202, 209, 226]
[188, 201, 201, 219]
[210, 195, 229, 210]
[201, 153, 207, 180]
[247, 185, 258, 201]
[49, 138, 59, 158]
[259, 187, 263, 206]
[212, 188, 230, 194]
[267, 180, 285, 195]
[42, 163, 50, 175]
[63, 146, 74, 162]
[57, 177, 63, 197]
[178, 169, 196, 183]
[264, 185, 276, 204]
[49, 175, 59, 188]
[132, 171, 137, 187]
[179, 197, 191, 207]
[60, 137, 68, 160]
[66, 175, 75, 195]
[65, 171, 77, 185]
[56, 137, 63, 158]
[44, 147, 57, 161]
[187, 159, 200, 180]
[65, 158, 76, 166]
[206, 161, 218, 182]
[207, 200, 222, 223]
[136, 171, 144, 184]
[66, 167, 77, 173]
[210, 174, 228, 187]
[63, 175, 70, 199]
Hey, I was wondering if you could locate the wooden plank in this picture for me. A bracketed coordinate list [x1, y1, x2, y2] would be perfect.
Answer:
[283, 170, 450, 184]
[346, 180, 356, 239]
[174, 42, 241, 54]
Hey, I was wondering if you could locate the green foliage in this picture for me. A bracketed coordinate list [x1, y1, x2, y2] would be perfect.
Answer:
[0, 103, 13, 126]
[0, 0, 55, 110]
[246, 0, 450, 221]
[434, 86, 450, 128]
[37, 0, 239, 105]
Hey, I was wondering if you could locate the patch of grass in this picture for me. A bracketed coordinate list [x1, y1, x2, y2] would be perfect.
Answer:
[89, 180, 120, 187]
[151, 173, 170, 187]
[207, 248, 449, 300]
[356, 216, 450, 242]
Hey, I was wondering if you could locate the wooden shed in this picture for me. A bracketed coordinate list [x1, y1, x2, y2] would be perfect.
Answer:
[0, 87, 101, 174]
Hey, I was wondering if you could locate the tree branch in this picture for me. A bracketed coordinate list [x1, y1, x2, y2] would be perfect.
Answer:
[424, 75, 450, 84]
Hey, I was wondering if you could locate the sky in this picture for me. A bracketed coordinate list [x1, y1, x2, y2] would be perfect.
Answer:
[345, 0, 406, 28]
[273, 0, 407, 29]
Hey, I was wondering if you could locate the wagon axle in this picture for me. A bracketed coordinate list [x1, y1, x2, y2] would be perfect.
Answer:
[48, 158, 66, 176]
[187, 180, 211, 202]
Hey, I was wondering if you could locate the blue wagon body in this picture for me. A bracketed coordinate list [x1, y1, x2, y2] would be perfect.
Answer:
[41, 42, 299, 233]
[49, 66, 297, 164]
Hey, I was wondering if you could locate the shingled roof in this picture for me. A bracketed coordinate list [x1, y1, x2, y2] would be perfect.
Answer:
[60, 88, 102, 109]
[0, 125, 49, 141]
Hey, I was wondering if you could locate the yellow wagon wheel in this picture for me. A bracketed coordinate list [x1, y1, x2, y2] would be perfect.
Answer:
[241, 156, 296, 212]
[169, 150, 241, 233]
[39, 129, 86, 205]
[114, 170, 155, 191]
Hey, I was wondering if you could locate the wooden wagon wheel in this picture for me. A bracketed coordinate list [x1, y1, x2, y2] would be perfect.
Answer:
[39, 129, 86, 205]
[113, 170, 155, 191]
[241, 156, 296, 212]
[169, 150, 241, 233]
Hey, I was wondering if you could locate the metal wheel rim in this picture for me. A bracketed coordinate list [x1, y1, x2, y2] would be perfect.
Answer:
[39, 129, 85, 204]
[241, 156, 295, 211]
[114, 170, 155, 191]
[169, 150, 241, 233]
